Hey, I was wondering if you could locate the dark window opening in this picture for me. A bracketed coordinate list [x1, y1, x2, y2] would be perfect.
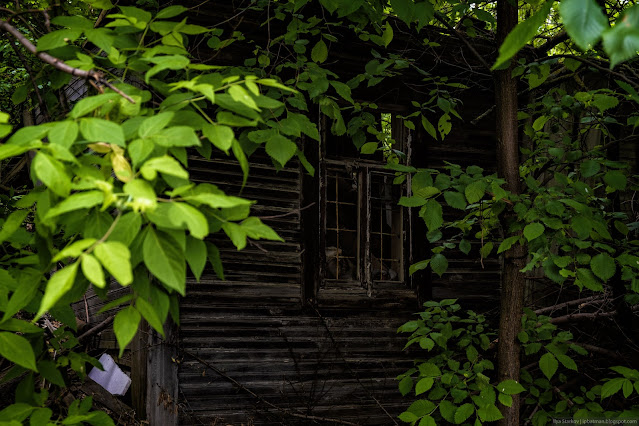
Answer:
[370, 172, 403, 282]
[325, 170, 359, 281]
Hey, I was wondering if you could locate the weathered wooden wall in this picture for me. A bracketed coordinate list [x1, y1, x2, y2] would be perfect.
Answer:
[177, 151, 421, 425]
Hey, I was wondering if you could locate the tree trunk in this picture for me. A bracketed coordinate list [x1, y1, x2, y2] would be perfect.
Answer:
[494, 1, 526, 425]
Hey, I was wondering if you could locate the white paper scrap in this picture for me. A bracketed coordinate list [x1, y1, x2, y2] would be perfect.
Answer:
[88, 353, 131, 396]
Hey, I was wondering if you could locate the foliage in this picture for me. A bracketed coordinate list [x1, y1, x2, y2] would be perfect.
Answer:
[1, 0, 639, 424]
[0, 1, 310, 423]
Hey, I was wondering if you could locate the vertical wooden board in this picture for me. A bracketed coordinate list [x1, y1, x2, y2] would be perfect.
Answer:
[130, 322, 148, 420]
[146, 322, 178, 426]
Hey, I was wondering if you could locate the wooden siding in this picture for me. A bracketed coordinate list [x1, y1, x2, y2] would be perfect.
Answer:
[177, 151, 422, 425]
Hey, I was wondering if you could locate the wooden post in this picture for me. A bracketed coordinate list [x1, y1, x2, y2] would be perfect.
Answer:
[146, 321, 178, 425]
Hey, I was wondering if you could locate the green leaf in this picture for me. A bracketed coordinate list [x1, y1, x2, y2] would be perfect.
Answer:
[479, 242, 493, 258]
[241, 217, 283, 241]
[391, 0, 415, 25]
[143, 228, 186, 295]
[398, 412, 418, 423]
[70, 94, 119, 119]
[593, 94, 619, 113]
[602, 6, 639, 67]
[421, 199, 443, 232]
[113, 306, 141, 357]
[409, 259, 429, 276]
[414, 1, 434, 30]
[0, 319, 42, 334]
[32, 152, 71, 197]
[80, 118, 125, 147]
[185, 192, 252, 209]
[498, 393, 513, 408]
[459, 239, 471, 255]
[454, 403, 474, 424]
[186, 237, 207, 281]
[168, 203, 209, 239]
[556, 354, 578, 371]
[124, 179, 157, 212]
[140, 156, 189, 180]
[153, 126, 201, 148]
[580, 159, 600, 177]
[3, 270, 41, 322]
[0, 141, 41, 161]
[398, 376, 413, 396]
[85, 28, 114, 52]
[206, 242, 225, 280]
[136, 297, 165, 337]
[498, 380, 526, 395]
[498, 235, 520, 254]
[524, 223, 545, 242]
[477, 404, 503, 422]
[265, 134, 297, 166]
[576, 268, 603, 291]
[37, 28, 83, 51]
[81, 254, 106, 288]
[421, 116, 437, 139]
[37, 262, 79, 319]
[37, 360, 65, 387]
[590, 253, 615, 281]
[0, 332, 37, 371]
[45, 191, 104, 220]
[439, 400, 456, 423]
[492, 1, 553, 69]
[360, 142, 378, 154]
[0, 210, 28, 244]
[228, 85, 259, 111]
[539, 352, 559, 380]
[464, 180, 486, 204]
[49, 121, 79, 148]
[560, 0, 608, 50]
[138, 112, 174, 138]
[603, 170, 627, 190]
[202, 123, 234, 152]
[311, 39, 328, 63]
[430, 253, 448, 277]
[94, 242, 133, 286]
[144, 55, 190, 83]
[330, 81, 354, 103]
[601, 377, 625, 399]
[156, 5, 188, 19]
[443, 191, 466, 210]
[415, 377, 434, 395]
[399, 196, 426, 207]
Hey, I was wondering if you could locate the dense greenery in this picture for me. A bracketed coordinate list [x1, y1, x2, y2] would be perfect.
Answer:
[0, 0, 638, 424]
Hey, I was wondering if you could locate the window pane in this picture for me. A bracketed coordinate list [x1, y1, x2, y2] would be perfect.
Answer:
[369, 172, 402, 282]
[325, 170, 359, 281]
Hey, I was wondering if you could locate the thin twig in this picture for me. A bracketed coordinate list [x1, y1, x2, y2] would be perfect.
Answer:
[434, 12, 491, 71]
[259, 202, 316, 220]
[179, 348, 360, 426]
[311, 305, 399, 426]
[78, 315, 114, 342]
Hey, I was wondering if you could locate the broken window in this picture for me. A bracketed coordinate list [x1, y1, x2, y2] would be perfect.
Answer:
[322, 113, 406, 289]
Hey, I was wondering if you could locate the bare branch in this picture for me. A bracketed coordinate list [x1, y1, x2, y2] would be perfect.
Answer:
[533, 295, 604, 315]
[549, 305, 639, 325]
[0, 18, 136, 104]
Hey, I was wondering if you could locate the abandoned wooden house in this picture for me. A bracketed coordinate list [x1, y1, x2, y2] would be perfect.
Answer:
[72, 3, 504, 425]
